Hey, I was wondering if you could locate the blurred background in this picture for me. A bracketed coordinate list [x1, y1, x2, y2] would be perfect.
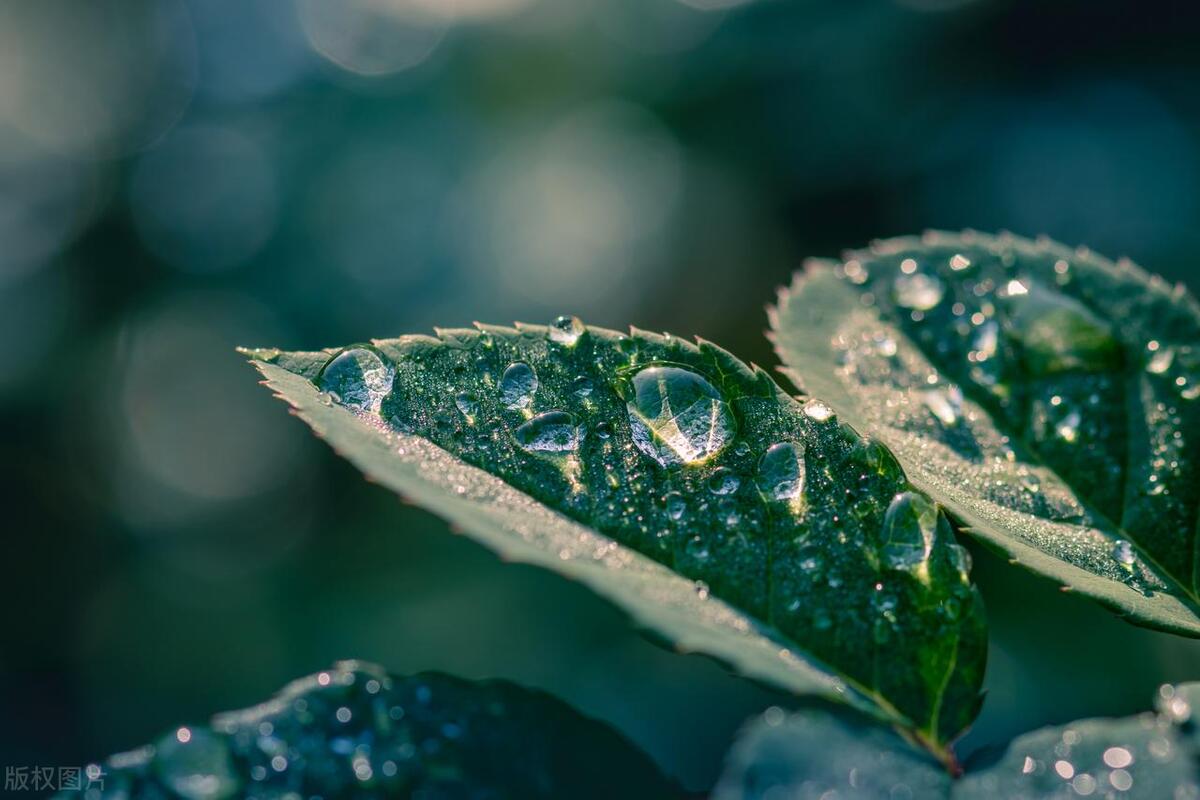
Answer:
[4, 0, 1200, 791]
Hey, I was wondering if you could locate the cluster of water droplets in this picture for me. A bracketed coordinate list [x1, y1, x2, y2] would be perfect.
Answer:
[829, 240, 1192, 595]
[306, 314, 984, 723]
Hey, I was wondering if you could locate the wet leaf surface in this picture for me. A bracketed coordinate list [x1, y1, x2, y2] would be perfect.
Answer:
[55, 660, 679, 800]
[772, 231, 1200, 635]
[243, 321, 986, 752]
[716, 682, 1200, 799]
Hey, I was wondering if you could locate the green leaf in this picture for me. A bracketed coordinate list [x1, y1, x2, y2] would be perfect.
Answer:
[956, 683, 1200, 798]
[57, 660, 679, 800]
[714, 707, 950, 799]
[771, 231, 1200, 635]
[716, 683, 1200, 799]
[242, 321, 986, 754]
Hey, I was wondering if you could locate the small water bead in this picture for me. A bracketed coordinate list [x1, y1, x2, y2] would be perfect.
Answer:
[893, 271, 944, 311]
[922, 386, 963, 427]
[499, 362, 537, 410]
[802, 399, 834, 422]
[880, 492, 938, 572]
[707, 467, 740, 495]
[664, 491, 686, 521]
[1147, 345, 1174, 375]
[813, 610, 833, 631]
[548, 315, 585, 347]
[572, 376, 594, 397]
[513, 411, 580, 454]
[685, 535, 710, 561]
[1112, 539, 1136, 570]
[1056, 410, 1081, 444]
[757, 442, 805, 502]
[949, 253, 972, 271]
[319, 347, 394, 413]
[455, 391, 479, 422]
[155, 727, 240, 800]
[625, 365, 736, 467]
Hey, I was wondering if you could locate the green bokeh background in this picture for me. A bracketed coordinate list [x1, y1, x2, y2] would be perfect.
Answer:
[3, 0, 1200, 791]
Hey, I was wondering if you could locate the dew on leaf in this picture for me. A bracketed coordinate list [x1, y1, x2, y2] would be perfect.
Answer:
[319, 347, 393, 413]
[154, 727, 239, 800]
[893, 271, 944, 311]
[625, 365, 736, 467]
[499, 362, 537, 410]
[455, 391, 479, 422]
[922, 386, 963, 427]
[880, 492, 937, 573]
[1147, 345, 1174, 375]
[572, 376, 593, 397]
[548, 315, 585, 347]
[513, 411, 580, 454]
[707, 467, 740, 495]
[802, 399, 834, 422]
[757, 442, 805, 502]
[1112, 539, 1136, 570]
[664, 491, 686, 521]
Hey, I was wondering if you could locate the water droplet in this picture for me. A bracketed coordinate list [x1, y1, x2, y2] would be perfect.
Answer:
[949, 544, 972, 579]
[802, 399, 834, 422]
[664, 491, 686, 521]
[572, 376, 594, 397]
[514, 411, 580, 453]
[595, 421, 612, 439]
[685, 535, 710, 561]
[757, 442, 805, 502]
[1147, 346, 1175, 375]
[922, 385, 963, 426]
[1057, 410, 1081, 443]
[880, 492, 937, 572]
[455, 391, 479, 422]
[973, 320, 999, 362]
[707, 467, 740, 495]
[319, 347, 393, 413]
[548, 315, 584, 347]
[1112, 539, 1135, 570]
[625, 365, 736, 467]
[893, 271, 944, 311]
[813, 610, 833, 630]
[155, 728, 240, 800]
[499, 362, 537, 410]
[949, 253, 972, 271]
[847, 438, 906, 485]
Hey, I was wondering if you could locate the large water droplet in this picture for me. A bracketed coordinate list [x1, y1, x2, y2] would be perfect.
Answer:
[625, 365, 736, 467]
[499, 362, 537, 410]
[548, 315, 584, 347]
[757, 442, 805, 501]
[893, 272, 944, 311]
[319, 347, 393, 413]
[880, 492, 937, 572]
[514, 411, 580, 454]
[155, 728, 240, 800]
[1003, 281, 1120, 376]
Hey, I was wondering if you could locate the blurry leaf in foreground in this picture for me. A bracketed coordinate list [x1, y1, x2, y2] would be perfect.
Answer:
[716, 683, 1200, 799]
[58, 660, 679, 800]
[772, 231, 1200, 636]
[243, 320, 985, 759]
